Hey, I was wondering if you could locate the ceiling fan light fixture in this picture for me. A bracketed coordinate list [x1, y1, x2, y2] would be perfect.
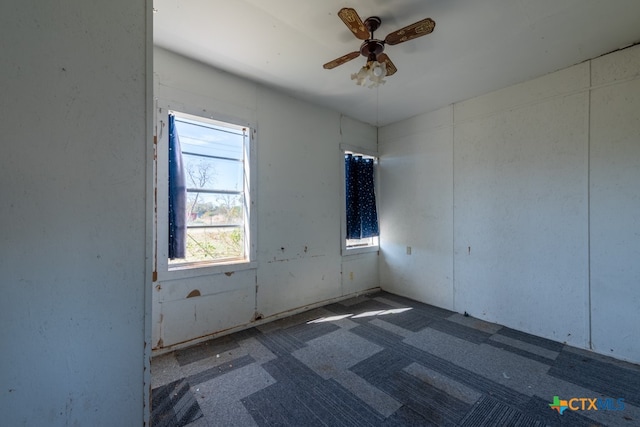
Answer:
[351, 65, 369, 86]
[371, 61, 386, 77]
[351, 60, 387, 88]
[324, 8, 435, 87]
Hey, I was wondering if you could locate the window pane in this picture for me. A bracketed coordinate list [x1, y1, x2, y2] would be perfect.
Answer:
[167, 111, 250, 268]
[169, 227, 244, 264]
[183, 153, 243, 192]
[174, 118, 244, 160]
[186, 192, 243, 226]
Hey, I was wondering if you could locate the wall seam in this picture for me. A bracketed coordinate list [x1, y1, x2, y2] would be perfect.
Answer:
[451, 104, 456, 312]
[587, 61, 593, 350]
[376, 123, 381, 290]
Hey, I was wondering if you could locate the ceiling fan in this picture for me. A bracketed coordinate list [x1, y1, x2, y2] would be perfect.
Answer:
[323, 8, 435, 86]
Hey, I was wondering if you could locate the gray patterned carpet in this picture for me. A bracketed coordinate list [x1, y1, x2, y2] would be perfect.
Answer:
[151, 291, 640, 426]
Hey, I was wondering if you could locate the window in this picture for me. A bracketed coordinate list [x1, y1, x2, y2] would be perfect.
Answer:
[343, 150, 379, 253]
[159, 109, 253, 271]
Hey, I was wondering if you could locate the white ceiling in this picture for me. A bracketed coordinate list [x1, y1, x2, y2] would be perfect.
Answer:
[154, 0, 640, 126]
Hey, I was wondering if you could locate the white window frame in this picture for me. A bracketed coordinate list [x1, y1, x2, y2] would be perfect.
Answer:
[340, 143, 380, 256]
[154, 101, 257, 280]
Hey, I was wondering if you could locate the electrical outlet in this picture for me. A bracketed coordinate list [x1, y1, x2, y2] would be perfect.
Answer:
[406, 246, 412, 255]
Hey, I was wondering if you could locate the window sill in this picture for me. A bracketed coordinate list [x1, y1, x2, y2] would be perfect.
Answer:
[342, 246, 379, 257]
[157, 260, 258, 282]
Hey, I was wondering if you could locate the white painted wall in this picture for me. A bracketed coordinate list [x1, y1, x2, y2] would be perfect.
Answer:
[153, 48, 379, 350]
[379, 44, 640, 364]
[0, 2, 150, 426]
[379, 107, 455, 310]
[453, 67, 590, 348]
[590, 47, 640, 361]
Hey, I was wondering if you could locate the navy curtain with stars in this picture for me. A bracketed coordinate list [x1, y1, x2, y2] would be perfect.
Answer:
[168, 114, 187, 259]
[345, 154, 379, 239]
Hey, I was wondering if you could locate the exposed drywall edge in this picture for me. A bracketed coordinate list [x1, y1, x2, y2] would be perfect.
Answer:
[151, 286, 381, 356]
[143, 2, 154, 425]
[586, 40, 640, 63]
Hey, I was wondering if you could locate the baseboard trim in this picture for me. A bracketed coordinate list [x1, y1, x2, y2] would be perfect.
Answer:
[152, 286, 381, 357]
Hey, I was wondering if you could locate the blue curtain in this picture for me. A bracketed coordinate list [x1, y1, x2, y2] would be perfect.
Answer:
[168, 114, 186, 259]
[345, 154, 379, 239]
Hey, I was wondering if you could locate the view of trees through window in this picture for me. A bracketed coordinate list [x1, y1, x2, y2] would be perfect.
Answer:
[169, 114, 248, 265]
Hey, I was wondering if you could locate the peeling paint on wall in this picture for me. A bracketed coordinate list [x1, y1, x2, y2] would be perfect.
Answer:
[186, 289, 201, 298]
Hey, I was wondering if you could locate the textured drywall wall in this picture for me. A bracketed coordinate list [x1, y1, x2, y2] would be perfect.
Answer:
[379, 107, 455, 310]
[379, 44, 640, 364]
[153, 48, 379, 349]
[589, 45, 640, 363]
[0, 1, 149, 425]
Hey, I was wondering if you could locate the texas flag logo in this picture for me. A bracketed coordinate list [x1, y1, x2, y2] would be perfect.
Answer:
[549, 396, 569, 415]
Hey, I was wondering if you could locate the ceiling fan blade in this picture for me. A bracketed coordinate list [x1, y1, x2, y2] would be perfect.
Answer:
[384, 17, 435, 46]
[377, 53, 397, 76]
[323, 51, 360, 70]
[338, 8, 369, 40]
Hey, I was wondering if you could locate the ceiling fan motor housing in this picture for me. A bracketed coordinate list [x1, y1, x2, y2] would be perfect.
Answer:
[360, 39, 385, 62]
[361, 17, 384, 61]
[364, 16, 381, 33]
